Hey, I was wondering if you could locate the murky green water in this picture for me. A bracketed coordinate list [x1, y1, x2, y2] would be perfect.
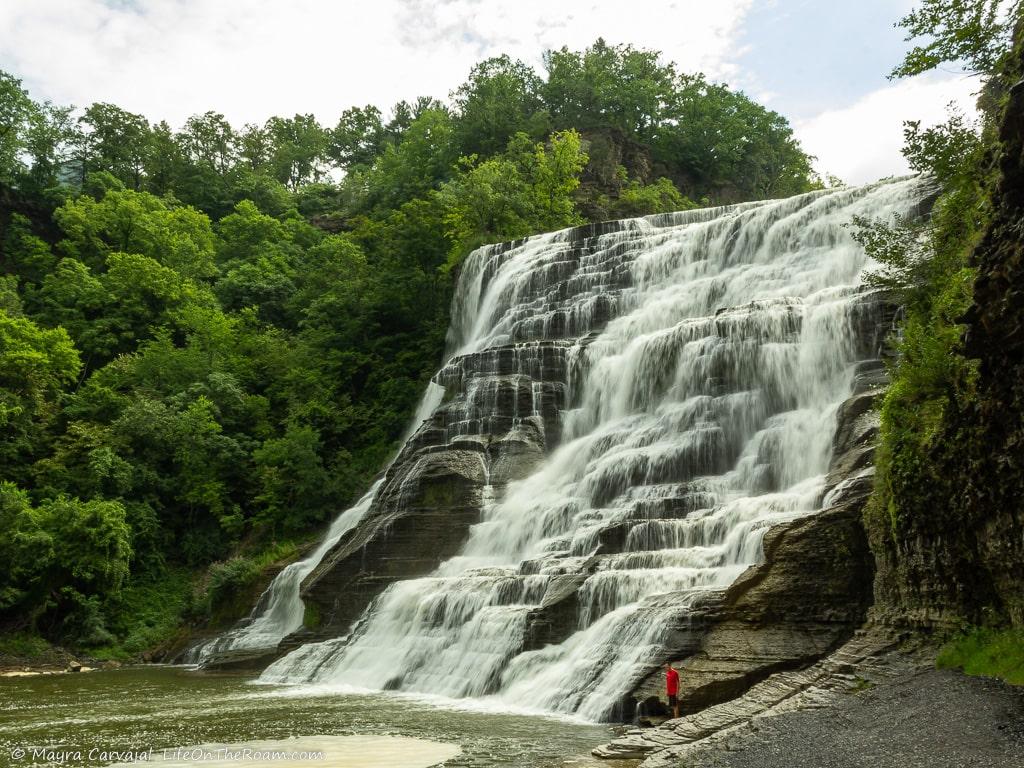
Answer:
[0, 667, 630, 767]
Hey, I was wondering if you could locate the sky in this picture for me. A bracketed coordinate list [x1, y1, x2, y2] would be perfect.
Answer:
[0, 0, 982, 185]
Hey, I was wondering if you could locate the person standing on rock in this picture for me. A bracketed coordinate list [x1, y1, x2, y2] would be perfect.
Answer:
[665, 662, 680, 719]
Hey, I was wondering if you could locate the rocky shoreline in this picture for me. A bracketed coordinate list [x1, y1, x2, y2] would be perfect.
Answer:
[593, 631, 1024, 767]
[0, 645, 121, 677]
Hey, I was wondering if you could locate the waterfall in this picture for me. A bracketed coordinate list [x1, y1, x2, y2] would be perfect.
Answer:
[258, 178, 928, 720]
[185, 384, 446, 665]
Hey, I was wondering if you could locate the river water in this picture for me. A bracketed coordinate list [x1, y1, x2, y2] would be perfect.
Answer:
[0, 667, 629, 767]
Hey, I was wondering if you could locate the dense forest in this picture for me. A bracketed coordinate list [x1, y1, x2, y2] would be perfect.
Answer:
[0, 40, 820, 655]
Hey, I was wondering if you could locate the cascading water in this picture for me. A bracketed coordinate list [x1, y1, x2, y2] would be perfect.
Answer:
[185, 385, 445, 665]
[258, 178, 928, 720]
[182, 483, 381, 664]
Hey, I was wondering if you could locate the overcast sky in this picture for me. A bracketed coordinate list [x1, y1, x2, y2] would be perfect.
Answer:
[0, 0, 980, 185]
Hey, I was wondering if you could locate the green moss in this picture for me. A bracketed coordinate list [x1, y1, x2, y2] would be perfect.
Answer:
[847, 676, 876, 694]
[303, 601, 321, 630]
[937, 627, 1024, 685]
[419, 479, 460, 508]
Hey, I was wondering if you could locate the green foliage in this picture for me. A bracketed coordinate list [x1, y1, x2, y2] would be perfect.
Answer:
[0, 483, 131, 643]
[0, 71, 37, 183]
[891, 0, 1022, 77]
[328, 105, 386, 171]
[202, 557, 261, 617]
[0, 309, 80, 482]
[544, 39, 675, 141]
[611, 176, 696, 219]
[937, 626, 1024, 684]
[104, 568, 193, 656]
[453, 55, 549, 157]
[0, 631, 50, 658]
[656, 75, 816, 200]
[860, 160, 987, 540]
[75, 103, 152, 190]
[441, 130, 588, 265]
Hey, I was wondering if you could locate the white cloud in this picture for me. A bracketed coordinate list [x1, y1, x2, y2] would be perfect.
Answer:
[795, 73, 982, 185]
[0, 0, 753, 128]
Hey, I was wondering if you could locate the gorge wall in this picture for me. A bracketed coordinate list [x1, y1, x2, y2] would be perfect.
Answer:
[867, 39, 1024, 631]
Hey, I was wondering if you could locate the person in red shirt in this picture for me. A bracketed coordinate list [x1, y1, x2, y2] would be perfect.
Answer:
[665, 662, 680, 719]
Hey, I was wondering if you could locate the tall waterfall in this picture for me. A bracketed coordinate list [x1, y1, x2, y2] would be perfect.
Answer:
[258, 178, 927, 720]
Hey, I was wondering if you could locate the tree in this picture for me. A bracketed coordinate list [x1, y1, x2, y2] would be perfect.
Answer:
[0, 71, 36, 184]
[23, 101, 78, 193]
[655, 76, 813, 201]
[253, 424, 339, 532]
[329, 105, 386, 170]
[360, 108, 456, 212]
[441, 130, 588, 262]
[611, 176, 695, 218]
[3, 213, 56, 283]
[543, 40, 676, 141]
[453, 55, 549, 157]
[54, 186, 217, 279]
[0, 482, 53, 613]
[0, 309, 80, 482]
[43, 494, 131, 598]
[143, 121, 182, 196]
[178, 112, 237, 175]
[264, 114, 328, 190]
[74, 103, 152, 189]
[892, 0, 1023, 78]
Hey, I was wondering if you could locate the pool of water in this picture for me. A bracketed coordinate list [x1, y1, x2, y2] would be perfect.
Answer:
[0, 667, 633, 767]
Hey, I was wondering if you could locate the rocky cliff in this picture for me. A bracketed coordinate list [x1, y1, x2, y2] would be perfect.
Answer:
[625, 347, 890, 719]
[867, 37, 1024, 630]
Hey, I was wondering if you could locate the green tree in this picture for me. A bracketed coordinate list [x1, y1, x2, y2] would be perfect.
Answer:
[543, 40, 676, 141]
[329, 105, 387, 170]
[0, 309, 80, 482]
[453, 55, 549, 157]
[0, 71, 36, 184]
[892, 0, 1022, 77]
[264, 114, 328, 190]
[0, 482, 53, 614]
[74, 103, 152, 189]
[23, 101, 77, 194]
[54, 186, 217, 279]
[360, 108, 456, 212]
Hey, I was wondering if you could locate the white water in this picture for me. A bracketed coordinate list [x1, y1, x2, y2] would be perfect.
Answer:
[259, 179, 927, 719]
[185, 387, 446, 665]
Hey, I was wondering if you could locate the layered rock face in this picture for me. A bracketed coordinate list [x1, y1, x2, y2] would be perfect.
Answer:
[627, 356, 889, 718]
[248, 180, 929, 721]
[868, 45, 1024, 630]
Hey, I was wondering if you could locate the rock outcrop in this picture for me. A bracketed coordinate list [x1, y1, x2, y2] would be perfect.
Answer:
[867, 34, 1024, 630]
[621, 353, 888, 719]
[592, 631, 906, 764]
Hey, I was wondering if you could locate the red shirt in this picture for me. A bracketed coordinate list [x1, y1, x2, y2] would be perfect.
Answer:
[666, 667, 679, 695]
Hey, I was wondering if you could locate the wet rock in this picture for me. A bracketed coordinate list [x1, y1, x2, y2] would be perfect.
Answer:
[301, 448, 490, 635]
[623, 382, 882, 718]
